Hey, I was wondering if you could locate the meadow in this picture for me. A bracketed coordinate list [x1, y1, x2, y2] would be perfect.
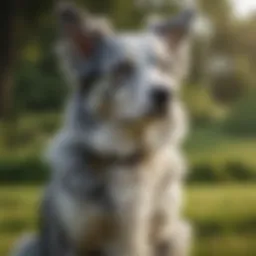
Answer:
[0, 185, 255, 256]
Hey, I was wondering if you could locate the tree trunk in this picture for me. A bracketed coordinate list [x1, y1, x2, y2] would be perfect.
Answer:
[0, 0, 17, 120]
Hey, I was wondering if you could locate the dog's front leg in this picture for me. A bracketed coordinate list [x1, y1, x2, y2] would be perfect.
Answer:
[38, 189, 74, 256]
[155, 218, 192, 256]
[111, 171, 154, 256]
[154, 180, 192, 256]
[117, 192, 152, 256]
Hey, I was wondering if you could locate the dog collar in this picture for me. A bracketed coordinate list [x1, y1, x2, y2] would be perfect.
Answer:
[80, 146, 148, 170]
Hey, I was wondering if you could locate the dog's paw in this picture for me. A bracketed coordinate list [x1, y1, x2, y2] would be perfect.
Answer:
[154, 220, 192, 256]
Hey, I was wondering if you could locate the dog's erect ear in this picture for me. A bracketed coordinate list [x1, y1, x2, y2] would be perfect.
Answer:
[56, 2, 112, 57]
[150, 10, 195, 50]
[147, 10, 196, 81]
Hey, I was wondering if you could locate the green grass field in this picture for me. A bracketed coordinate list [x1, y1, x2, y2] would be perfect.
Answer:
[1, 185, 255, 256]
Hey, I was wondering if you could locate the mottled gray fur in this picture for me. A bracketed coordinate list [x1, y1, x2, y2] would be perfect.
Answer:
[10, 3, 195, 256]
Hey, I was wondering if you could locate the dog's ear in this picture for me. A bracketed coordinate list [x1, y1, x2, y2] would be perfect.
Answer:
[147, 10, 196, 82]
[56, 2, 112, 57]
[150, 10, 195, 51]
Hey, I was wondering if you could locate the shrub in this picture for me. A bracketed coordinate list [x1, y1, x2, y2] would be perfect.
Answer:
[188, 159, 256, 183]
[182, 85, 225, 125]
[225, 161, 256, 181]
[15, 59, 67, 112]
[0, 157, 50, 185]
[223, 91, 256, 136]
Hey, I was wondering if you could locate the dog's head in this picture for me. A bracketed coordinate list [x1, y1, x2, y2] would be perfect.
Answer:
[56, 3, 194, 152]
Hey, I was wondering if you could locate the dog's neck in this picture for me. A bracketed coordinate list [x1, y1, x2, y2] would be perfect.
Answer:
[75, 142, 149, 170]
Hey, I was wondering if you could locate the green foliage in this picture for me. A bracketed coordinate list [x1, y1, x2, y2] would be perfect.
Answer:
[0, 113, 60, 184]
[182, 85, 226, 125]
[194, 0, 256, 105]
[0, 157, 49, 185]
[15, 45, 67, 112]
[189, 160, 256, 183]
[185, 126, 256, 183]
[6, 0, 255, 120]
[209, 57, 254, 103]
[222, 92, 256, 136]
[0, 113, 60, 150]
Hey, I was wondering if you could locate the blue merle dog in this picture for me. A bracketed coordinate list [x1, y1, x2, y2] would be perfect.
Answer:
[11, 3, 195, 256]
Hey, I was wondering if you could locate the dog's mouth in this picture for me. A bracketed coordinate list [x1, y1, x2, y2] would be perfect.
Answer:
[146, 104, 170, 119]
[145, 99, 172, 121]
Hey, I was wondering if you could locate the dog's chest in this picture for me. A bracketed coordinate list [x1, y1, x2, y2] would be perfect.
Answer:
[56, 186, 114, 249]
[54, 149, 175, 249]
[56, 168, 157, 240]
[54, 169, 113, 245]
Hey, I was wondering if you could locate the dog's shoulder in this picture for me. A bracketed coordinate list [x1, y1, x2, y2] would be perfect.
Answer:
[44, 130, 79, 173]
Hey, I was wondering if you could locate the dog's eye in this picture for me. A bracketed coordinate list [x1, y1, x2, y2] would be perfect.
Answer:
[112, 60, 135, 85]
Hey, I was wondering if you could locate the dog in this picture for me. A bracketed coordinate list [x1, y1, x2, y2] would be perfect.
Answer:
[10, 3, 194, 256]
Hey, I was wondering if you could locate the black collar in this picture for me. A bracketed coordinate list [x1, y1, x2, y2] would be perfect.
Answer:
[76, 144, 147, 170]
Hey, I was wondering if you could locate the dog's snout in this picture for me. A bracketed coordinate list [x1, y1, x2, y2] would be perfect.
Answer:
[151, 87, 171, 113]
[152, 88, 170, 104]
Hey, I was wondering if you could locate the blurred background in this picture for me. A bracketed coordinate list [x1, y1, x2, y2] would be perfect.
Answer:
[0, 0, 255, 255]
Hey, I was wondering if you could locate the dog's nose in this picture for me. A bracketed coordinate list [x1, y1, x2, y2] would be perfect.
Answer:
[151, 87, 171, 113]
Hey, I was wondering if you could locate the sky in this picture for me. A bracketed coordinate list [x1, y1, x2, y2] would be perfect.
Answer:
[232, 0, 256, 17]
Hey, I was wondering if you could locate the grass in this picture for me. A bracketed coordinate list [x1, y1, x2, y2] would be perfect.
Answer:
[186, 185, 256, 255]
[195, 235, 256, 256]
[0, 185, 255, 256]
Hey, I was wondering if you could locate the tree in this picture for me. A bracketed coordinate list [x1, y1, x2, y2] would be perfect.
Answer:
[0, 0, 18, 119]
